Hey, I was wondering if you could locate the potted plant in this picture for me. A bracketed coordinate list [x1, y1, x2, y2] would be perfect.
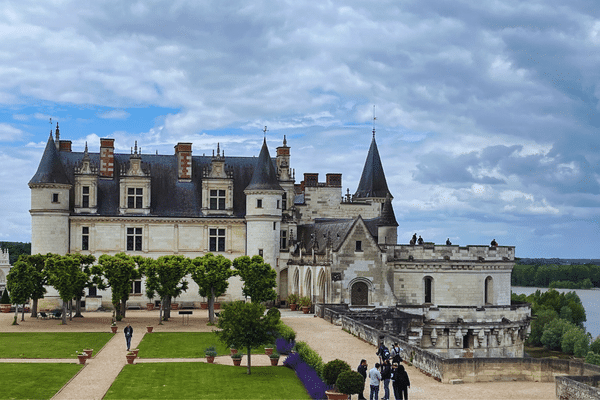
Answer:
[146, 294, 155, 311]
[110, 321, 118, 333]
[126, 351, 137, 364]
[264, 346, 274, 356]
[231, 352, 242, 366]
[83, 349, 93, 358]
[130, 348, 139, 356]
[230, 346, 238, 355]
[146, 326, 153, 333]
[336, 370, 365, 399]
[205, 346, 217, 363]
[171, 299, 179, 310]
[287, 293, 298, 311]
[323, 359, 352, 400]
[269, 352, 280, 366]
[299, 296, 312, 314]
[0, 290, 11, 313]
[76, 351, 88, 365]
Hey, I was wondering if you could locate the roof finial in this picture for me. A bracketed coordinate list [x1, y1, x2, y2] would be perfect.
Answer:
[263, 125, 268, 138]
[134, 140, 138, 154]
[217, 142, 220, 157]
[283, 134, 287, 146]
[372, 105, 376, 138]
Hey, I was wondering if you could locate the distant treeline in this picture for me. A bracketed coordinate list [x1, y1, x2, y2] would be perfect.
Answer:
[512, 263, 600, 289]
[0, 242, 31, 265]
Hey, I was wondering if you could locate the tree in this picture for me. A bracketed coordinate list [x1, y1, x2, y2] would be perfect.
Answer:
[142, 255, 190, 322]
[561, 326, 588, 355]
[18, 254, 49, 318]
[6, 260, 34, 322]
[93, 253, 142, 320]
[68, 254, 96, 319]
[233, 255, 277, 303]
[190, 253, 236, 324]
[541, 318, 574, 350]
[527, 308, 558, 346]
[45, 254, 94, 324]
[216, 300, 280, 374]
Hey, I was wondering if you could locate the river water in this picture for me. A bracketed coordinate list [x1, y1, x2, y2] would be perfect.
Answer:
[512, 286, 600, 339]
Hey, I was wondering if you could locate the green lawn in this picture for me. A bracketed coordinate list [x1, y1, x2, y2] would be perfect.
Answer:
[138, 332, 275, 358]
[105, 362, 310, 399]
[0, 332, 113, 358]
[0, 363, 82, 399]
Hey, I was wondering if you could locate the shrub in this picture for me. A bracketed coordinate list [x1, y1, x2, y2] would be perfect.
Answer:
[287, 293, 299, 304]
[295, 341, 324, 378]
[276, 337, 295, 354]
[204, 346, 217, 357]
[0, 289, 10, 305]
[277, 322, 296, 342]
[336, 370, 365, 395]
[283, 353, 329, 400]
[541, 318, 574, 350]
[590, 336, 600, 354]
[528, 308, 558, 346]
[561, 326, 588, 356]
[322, 359, 351, 386]
[585, 351, 600, 366]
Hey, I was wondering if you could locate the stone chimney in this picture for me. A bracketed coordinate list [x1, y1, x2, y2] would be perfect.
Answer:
[99, 138, 115, 178]
[175, 142, 192, 181]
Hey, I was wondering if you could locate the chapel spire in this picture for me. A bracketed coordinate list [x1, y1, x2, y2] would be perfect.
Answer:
[353, 134, 391, 199]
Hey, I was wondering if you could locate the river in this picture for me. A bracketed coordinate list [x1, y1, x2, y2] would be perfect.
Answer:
[512, 286, 600, 339]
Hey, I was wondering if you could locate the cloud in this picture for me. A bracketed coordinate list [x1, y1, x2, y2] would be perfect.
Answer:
[0, 123, 23, 141]
[97, 110, 130, 119]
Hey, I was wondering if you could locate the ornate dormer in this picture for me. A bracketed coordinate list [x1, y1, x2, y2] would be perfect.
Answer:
[119, 141, 151, 215]
[74, 142, 99, 214]
[201, 143, 234, 216]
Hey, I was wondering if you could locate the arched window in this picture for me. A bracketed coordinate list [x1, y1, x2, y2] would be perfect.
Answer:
[293, 268, 300, 295]
[424, 276, 433, 304]
[485, 276, 493, 305]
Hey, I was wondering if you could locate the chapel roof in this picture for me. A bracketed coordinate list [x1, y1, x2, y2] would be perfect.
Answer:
[354, 135, 391, 199]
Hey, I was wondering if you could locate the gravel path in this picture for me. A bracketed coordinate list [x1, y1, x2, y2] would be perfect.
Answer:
[0, 310, 555, 399]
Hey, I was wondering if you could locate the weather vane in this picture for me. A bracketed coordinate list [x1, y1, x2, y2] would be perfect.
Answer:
[372, 105, 376, 138]
[263, 125, 268, 138]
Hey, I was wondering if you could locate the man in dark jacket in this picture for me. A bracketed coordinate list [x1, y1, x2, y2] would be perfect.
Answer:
[124, 323, 133, 351]
[380, 360, 392, 400]
[357, 359, 368, 400]
[392, 364, 410, 400]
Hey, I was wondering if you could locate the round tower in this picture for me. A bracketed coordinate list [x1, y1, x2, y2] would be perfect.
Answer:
[29, 131, 72, 255]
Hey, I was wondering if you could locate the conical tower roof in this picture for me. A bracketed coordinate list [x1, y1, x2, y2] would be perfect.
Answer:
[245, 138, 283, 191]
[354, 135, 390, 198]
[377, 194, 398, 227]
[29, 133, 70, 186]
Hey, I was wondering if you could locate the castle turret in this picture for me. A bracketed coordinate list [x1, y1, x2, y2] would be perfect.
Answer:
[29, 132, 72, 255]
[377, 194, 398, 245]
[354, 133, 391, 204]
[244, 138, 284, 272]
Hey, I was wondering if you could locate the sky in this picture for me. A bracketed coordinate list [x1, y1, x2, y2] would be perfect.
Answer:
[1, 1, 600, 259]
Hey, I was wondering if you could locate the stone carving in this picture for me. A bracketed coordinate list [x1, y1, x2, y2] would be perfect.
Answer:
[430, 328, 438, 346]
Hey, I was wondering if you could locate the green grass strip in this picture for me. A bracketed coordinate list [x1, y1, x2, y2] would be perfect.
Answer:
[0, 332, 113, 358]
[0, 363, 82, 399]
[138, 332, 274, 358]
[105, 362, 310, 399]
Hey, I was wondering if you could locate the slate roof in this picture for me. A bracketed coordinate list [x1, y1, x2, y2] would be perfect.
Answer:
[245, 138, 283, 192]
[377, 194, 398, 227]
[33, 138, 281, 218]
[354, 135, 391, 199]
[29, 134, 71, 186]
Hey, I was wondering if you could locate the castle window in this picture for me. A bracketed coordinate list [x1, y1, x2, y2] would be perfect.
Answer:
[280, 230, 287, 250]
[355, 241, 362, 252]
[127, 188, 143, 209]
[127, 227, 143, 251]
[131, 280, 142, 294]
[277, 200, 280, 209]
[282, 193, 287, 210]
[273, 222, 277, 230]
[258, 249, 263, 257]
[257, 199, 263, 208]
[52, 193, 59, 203]
[82, 186, 90, 208]
[209, 228, 225, 252]
[82, 227, 89, 251]
[88, 286, 97, 297]
[424, 276, 433, 304]
[210, 189, 226, 210]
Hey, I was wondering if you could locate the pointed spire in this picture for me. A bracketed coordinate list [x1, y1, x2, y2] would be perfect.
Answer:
[55, 122, 60, 143]
[245, 138, 283, 191]
[354, 135, 391, 199]
[283, 135, 287, 146]
[377, 193, 398, 227]
[29, 133, 70, 186]
[82, 142, 90, 161]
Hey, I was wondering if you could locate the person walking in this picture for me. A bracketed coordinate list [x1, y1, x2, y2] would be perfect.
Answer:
[124, 323, 133, 351]
[381, 359, 392, 400]
[392, 364, 410, 400]
[357, 359, 368, 400]
[369, 362, 382, 400]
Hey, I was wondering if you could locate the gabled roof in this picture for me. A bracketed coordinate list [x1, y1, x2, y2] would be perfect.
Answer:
[29, 134, 71, 186]
[354, 135, 390, 199]
[245, 138, 283, 192]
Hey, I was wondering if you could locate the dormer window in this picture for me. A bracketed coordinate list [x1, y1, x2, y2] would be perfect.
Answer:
[82, 186, 89, 208]
[210, 190, 226, 210]
[128, 188, 143, 209]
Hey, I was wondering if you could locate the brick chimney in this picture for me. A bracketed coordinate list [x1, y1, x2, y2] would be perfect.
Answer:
[58, 140, 72, 152]
[99, 138, 115, 178]
[304, 173, 318, 187]
[175, 142, 192, 181]
[326, 173, 342, 187]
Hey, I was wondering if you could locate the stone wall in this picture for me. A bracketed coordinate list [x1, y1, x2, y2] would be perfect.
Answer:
[556, 375, 600, 400]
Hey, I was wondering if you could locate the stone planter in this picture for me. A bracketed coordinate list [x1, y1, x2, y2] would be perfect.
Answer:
[77, 354, 87, 365]
[206, 356, 215, 364]
[264, 347, 273, 356]
[111, 325, 118, 333]
[233, 358, 242, 366]
[0, 304, 10, 313]
[230, 348, 238, 355]
[302, 306, 310, 314]
[171, 303, 179, 310]
[325, 390, 348, 400]
[130, 348, 139, 356]
[146, 303, 154, 311]
[214, 302, 220, 310]
[270, 357, 279, 366]
[126, 353, 136, 364]
[83, 349, 93, 358]
[146, 326, 153, 333]
[289, 303, 297, 311]
[200, 302, 208, 310]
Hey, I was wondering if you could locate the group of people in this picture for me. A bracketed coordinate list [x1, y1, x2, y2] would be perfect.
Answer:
[357, 342, 411, 400]
[409, 233, 424, 246]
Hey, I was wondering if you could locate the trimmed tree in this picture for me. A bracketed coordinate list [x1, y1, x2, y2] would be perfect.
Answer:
[190, 253, 236, 324]
[233, 255, 277, 303]
[69, 254, 96, 318]
[45, 254, 89, 324]
[6, 260, 34, 322]
[216, 300, 280, 375]
[93, 253, 143, 320]
[17, 254, 49, 318]
[142, 255, 190, 322]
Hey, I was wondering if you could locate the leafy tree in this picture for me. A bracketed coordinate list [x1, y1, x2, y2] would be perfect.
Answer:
[541, 318, 574, 351]
[18, 254, 49, 318]
[233, 255, 277, 303]
[585, 351, 600, 366]
[216, 300, 280, 374]
[559, 306, 573, 323]
[561, 326, 588, 356]
[190, 253, 236, 324]
[93, 253, 143, 319]
[142, 255, 190, 322]
[336, 370, 365, 397]
[323, 359, 351, 388]
[68, 254, 96, 318]
[6, 260, 34, 322]
[45, 254, 94, 325]
[527, 308, 558, 346]
[590, 336, 600, 354]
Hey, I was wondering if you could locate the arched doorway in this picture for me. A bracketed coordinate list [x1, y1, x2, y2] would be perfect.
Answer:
[279, 268, 288, 302]
[351, 281, 369, 306]
[304, 269, 312, 299]
[317, 269, 326, 304]
[293, 268, 299, 295]
[485, 276, 493, 305]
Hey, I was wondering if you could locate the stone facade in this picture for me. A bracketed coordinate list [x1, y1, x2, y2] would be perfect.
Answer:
[0, 248, 11, 294]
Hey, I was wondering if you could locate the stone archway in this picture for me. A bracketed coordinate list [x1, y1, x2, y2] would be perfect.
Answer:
[317, 268, 326, 304]
[485, 276, 493, 305]
[304, 269, 312, 298]
[293, 268, 300, 295]
[351, 281, 368, 306]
